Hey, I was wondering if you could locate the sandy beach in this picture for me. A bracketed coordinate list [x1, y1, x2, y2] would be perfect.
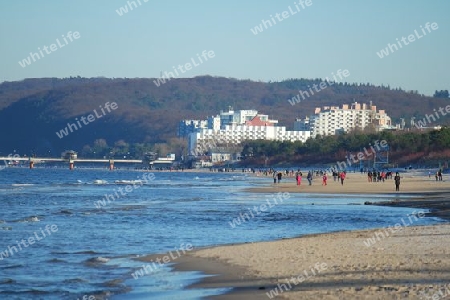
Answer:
[179, 224, 450, 299]
[248, 172, 450, 195]
[170, 173, 450, 299]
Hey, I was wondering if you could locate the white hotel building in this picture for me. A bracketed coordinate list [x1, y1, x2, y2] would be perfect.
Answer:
[184, 103, 391, 157]
[295, 102, 393, 138]
[187, 109, 310, 156]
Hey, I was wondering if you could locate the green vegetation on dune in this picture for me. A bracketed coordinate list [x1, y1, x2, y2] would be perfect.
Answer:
[240, 128, 450, 167]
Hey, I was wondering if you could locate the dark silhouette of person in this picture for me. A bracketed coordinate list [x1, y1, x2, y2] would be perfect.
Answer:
[277, 172, 282, 183]
[394, 172, 401, 191]
[307, 171, 313, 186]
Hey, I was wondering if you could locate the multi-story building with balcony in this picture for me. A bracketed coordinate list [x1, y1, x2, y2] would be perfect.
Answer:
[296, 102, 392, 138]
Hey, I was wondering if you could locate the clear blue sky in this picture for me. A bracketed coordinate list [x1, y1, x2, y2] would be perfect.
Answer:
[0, 0, 448, 96]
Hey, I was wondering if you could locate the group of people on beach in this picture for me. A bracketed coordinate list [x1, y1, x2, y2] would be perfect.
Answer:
[270, 169, 311, 185]
[359, 168, 403, 190]
[270, 169, 347, 186]
[362, 169, 402, 191]
[367, 170, 393, 182]
[262, 165, 443, 192]
[430, 169, 443, 181]
[294, 170, 321, 186]
[265, 167, 405, 192]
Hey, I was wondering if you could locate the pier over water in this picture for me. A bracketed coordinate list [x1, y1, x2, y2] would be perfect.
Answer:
[0, 154, 175, 170]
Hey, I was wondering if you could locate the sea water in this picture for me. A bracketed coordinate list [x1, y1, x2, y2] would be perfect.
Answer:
[0, 168, 443, 299]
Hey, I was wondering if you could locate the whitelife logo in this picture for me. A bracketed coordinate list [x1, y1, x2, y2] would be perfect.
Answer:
[363, 211, 426, 247]
[266, 262, 328, 298]
[287, 69, 350, 106]
[94, 173, 155, 209]
[0, 154, 20, 170]
[76, 295, 95, 300]
[18, 31, 81, 68]
[0, 224, 58, 261]
[414, 105, 450, 129]
[115, 0, 149, 16]
[228, 192, 290, 228]
[250, 0, 313, 35]
[131, 243, 193, 279]
[419, 283, 450, 300]
[376, 22, 438, 58]
[55, 102, 118, 139]
[153, 50, 215, 87]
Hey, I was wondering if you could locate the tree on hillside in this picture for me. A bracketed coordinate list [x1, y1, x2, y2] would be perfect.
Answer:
[433, 90, 449, 98]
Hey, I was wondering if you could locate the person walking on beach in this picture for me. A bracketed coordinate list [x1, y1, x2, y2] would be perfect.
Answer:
[273, 172, 277, 184]
[307, 171, 313, 186]
[394, 172, 401, 191]
[296, 171, 302, 186]
[340, 171, 346, 185]
[277, 172, 282, 184]
[332, 171, 338, 182]
[322, 173, 328, 186]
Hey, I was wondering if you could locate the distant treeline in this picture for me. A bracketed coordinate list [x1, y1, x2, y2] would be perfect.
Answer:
[1, 76, 449, 155]
[240, 128, 450, 166]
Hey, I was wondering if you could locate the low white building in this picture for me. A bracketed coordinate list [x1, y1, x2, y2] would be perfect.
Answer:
[188, 124, 310, 156]
[185, 108, 310, 159]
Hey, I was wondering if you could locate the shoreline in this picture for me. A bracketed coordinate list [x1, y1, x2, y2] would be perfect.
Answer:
[366, 192, 450, 221]
[173, 174, 450, 299]
[247, 173, 450, 221]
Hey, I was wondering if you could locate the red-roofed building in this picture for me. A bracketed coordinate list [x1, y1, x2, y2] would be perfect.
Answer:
[244, 115, 276, 126]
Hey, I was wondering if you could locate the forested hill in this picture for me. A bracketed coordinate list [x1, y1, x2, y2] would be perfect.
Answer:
[0, 76, 448, 156]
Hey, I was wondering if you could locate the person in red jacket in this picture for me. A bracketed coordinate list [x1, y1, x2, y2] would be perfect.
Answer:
[296, 171, 302, 186]
[340, 171, 346, 185]
[322, 173, 328, 186]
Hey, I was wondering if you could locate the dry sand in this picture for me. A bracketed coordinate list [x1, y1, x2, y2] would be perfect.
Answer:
[183, 224, 450, 299]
